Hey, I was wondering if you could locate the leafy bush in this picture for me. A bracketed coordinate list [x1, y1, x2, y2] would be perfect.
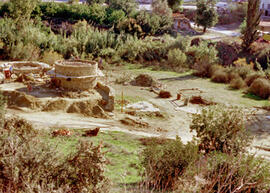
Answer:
[0, 117, 109, 192]
[105, 8, 126, 26]
[215, 41, 239, 66]
[88, 3, 106, 24]
[249, 78, 270, 99]
[135, 11, 161, 35]
[116, 18, 144, 37]
[167, 48, 187, 70]
[0, 18, 58, 60]
[189, 42, 218, 77]
[141, 137, 199, 191]
[190, 106, 250, 155]
[107, 0, 138, 16]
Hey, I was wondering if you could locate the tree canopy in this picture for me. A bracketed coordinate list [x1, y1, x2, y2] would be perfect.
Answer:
[195, 0, 218, 33]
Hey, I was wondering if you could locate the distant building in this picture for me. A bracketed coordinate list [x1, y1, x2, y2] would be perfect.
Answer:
[261, 0, 270, 16]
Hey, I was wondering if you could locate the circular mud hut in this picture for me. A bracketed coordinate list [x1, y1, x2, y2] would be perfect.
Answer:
[49, 60, 104, 90]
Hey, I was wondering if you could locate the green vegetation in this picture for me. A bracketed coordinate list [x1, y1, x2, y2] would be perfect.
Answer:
[141, 106, 270, 192]
[195, 0, 218, 33]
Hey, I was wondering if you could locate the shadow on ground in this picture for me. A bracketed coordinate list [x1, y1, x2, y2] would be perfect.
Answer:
[158, 74, 199, 82]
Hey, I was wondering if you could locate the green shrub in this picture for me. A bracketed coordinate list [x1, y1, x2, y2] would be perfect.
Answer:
[0, 117, 109, 192]
[169, 35, 191, 53]
[167, 48, 188, 70]
[249, 78, 270, 99]
[116, 18, 144, 37]
[189, 42, 218, 77]
[105, 8, 126, 26]
[88, 3, 106, 24]
[141, 137, 199, 191]
[107, 0, 138, 16]
[0, 18, 58, 60]
[190, 106, 250, 155]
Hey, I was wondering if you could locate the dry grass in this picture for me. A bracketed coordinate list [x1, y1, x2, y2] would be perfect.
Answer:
[249, 78, 270, 99]
[229, 76, 246, 90]
[211, 69, 229, 83]
[245, 73, 264, 87]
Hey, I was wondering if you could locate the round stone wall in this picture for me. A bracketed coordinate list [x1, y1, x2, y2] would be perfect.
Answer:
[55, 76, 98, 90]
[55, 60, 98, 77]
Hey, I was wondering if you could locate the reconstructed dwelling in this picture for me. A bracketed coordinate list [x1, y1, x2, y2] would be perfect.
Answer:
[50, 60, 104, 90]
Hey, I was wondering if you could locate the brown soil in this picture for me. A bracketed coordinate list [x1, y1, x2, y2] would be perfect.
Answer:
[67, 101, 107, 118]
[189, 96, 217, 106]
[159, 90, 172, 98]
[120, 116, 149, 128]
[83, 128, 100, 137]
[3, 90, 41, 110]
[43, 99, 70, 112]
[132, 74, 157, 87]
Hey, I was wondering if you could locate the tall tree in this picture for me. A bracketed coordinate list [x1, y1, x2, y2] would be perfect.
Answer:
[195, 0, 218, 33]
[241, 0, 261, 51]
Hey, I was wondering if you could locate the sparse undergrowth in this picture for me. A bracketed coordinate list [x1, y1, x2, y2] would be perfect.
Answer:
[140, 106, 270, 192]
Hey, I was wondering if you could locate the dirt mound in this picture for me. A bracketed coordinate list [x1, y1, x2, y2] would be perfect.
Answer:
[158, 90, 172, 98]
[82, 128, 100, 137]
[43, 99, 70, 112]
[67, 101, 107, 118]
[189, 96, 216, 106]
[3, 91, 41, 110]
[132, 74, 157, 87]
[120, 117, 149, 128]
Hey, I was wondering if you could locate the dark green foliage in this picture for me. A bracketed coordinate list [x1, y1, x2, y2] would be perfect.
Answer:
[190, 106, 251, 155]
[87, 0, 105, 5]
[167, 0, 183, 11]
[105, 8, 126, 26]
[9, 0, 38, 23]
[195, 0, 218, 33]
[141, 137, 199, 190]
[116, 18, 144, 37]
[107, 0, 138, 16]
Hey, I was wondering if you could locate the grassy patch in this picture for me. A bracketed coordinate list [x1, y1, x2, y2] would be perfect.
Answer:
[47, 130, 144, 185]
[123, 62, 192, 77]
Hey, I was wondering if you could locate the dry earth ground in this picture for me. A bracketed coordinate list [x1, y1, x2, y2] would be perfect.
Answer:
[1, 63, 270, 160]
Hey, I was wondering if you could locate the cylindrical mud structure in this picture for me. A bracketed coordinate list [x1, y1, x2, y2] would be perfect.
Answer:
[51, 60, 103, 90]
